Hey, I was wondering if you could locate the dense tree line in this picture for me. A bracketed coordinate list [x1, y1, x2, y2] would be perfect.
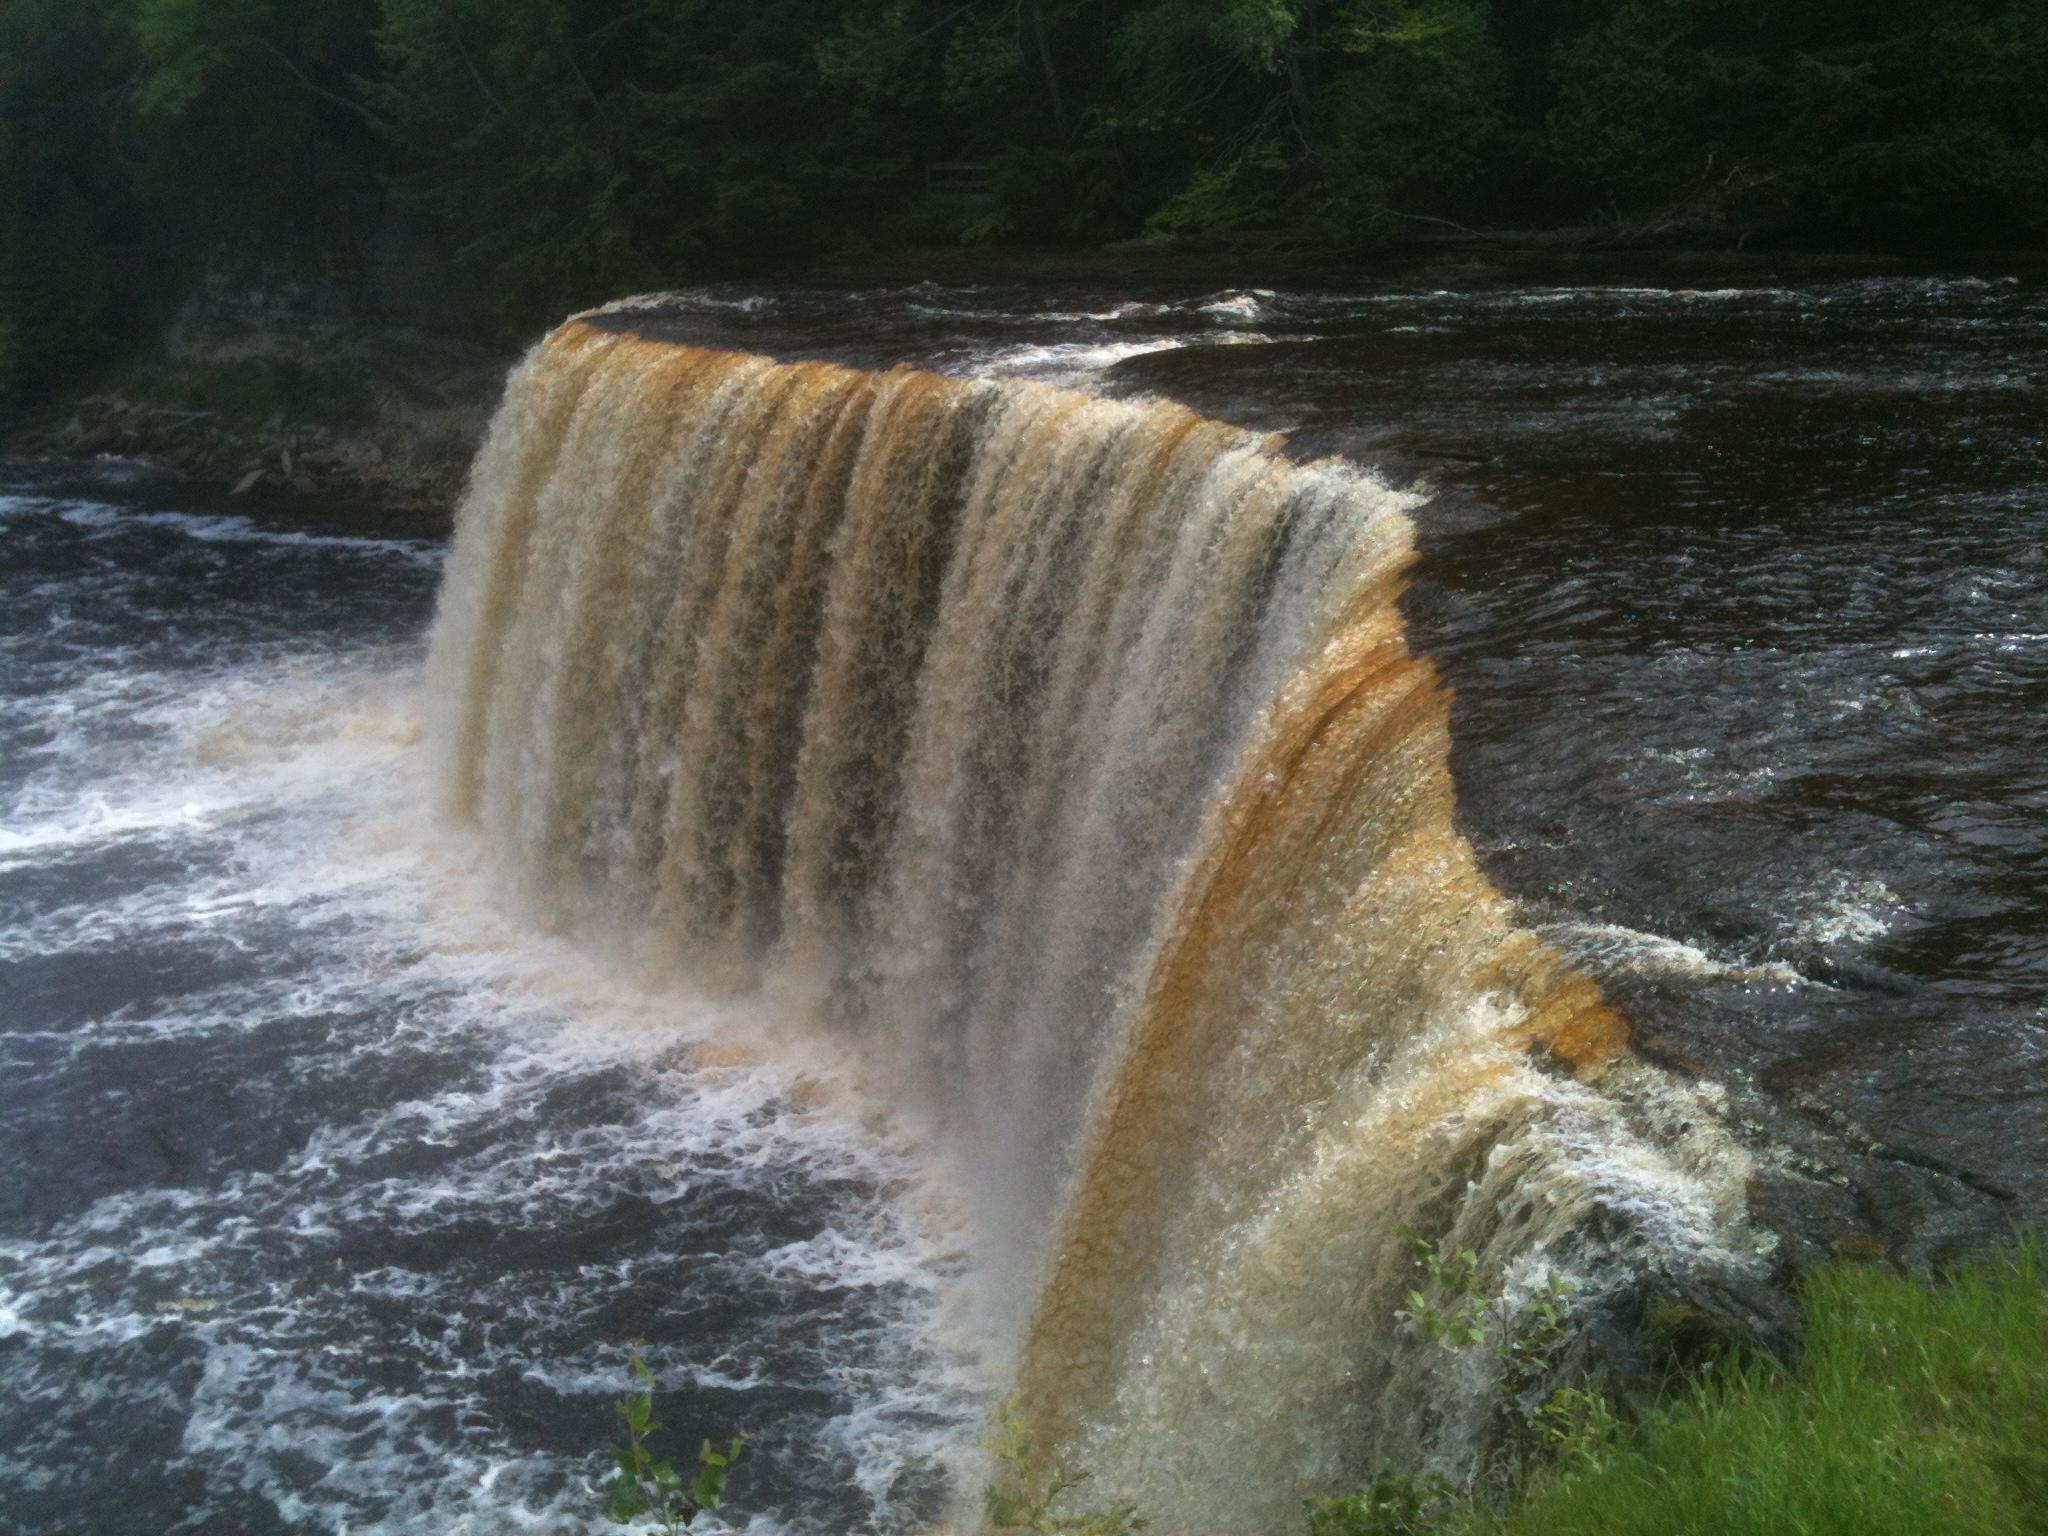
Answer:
[4, 0, 2045, 400]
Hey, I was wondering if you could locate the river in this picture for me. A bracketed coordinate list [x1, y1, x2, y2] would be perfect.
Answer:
[2, 271, 2042, 1533]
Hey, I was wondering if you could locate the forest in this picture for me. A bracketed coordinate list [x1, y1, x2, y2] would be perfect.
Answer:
[3, 0, 2045, 401]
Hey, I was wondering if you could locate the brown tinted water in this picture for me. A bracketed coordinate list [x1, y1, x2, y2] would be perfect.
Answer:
[606, 273, 2047, 1267]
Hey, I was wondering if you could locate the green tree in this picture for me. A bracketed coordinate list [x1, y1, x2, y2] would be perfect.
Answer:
[1545, 0, 2048, 235]
[129, 0, 386, 259]
[372, 0, 906, 327]
[0, 0, 149, 403]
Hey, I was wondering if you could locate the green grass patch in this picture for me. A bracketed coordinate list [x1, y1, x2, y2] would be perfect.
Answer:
[1429, 1235, 2047, 1536]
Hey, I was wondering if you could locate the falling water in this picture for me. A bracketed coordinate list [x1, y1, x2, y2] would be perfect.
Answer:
[426, 316, 1761, 1528]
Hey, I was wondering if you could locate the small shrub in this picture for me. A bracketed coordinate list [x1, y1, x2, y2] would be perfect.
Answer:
[1306, 1466, 1459, 1535]
[603, 1351, 744, 1534]
[983, 1404, 1146, 1536]
[1532, 1385, 1618, 1470]
[1396, 1224, 1605, 1479]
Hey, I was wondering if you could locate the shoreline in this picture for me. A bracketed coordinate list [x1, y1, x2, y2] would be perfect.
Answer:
[6, 242, 2038, 525]
[784, 233, 2048, 289]
[2, 312, 516, 532]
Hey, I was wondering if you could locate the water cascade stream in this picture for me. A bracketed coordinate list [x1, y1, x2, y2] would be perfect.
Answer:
[425, 316, 1760, 1528]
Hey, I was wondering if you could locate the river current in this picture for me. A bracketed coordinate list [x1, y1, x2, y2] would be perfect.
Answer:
[2, 272, 2043, 1533]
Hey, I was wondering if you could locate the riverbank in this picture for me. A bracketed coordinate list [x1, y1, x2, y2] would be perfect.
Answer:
[796, 233, 2048, 293]
[11, 241, 2043, 525]
[976, 1232, 2045, 1533]
[2, 313, 512, 530]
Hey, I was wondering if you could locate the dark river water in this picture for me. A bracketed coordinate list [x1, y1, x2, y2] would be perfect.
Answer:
[3, 271, 2044, 1533]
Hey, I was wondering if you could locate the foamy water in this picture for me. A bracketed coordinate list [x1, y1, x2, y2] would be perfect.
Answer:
[0, 483, 987, 1534]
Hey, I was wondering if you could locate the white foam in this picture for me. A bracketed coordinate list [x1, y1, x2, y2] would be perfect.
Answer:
[0, 658, 426, 879]
[1542, 920, 1807, 986]
[589, 288, 776, 318]
[1193, 288, 1277, 322]
[55, 501, 443, 567]
[0, 502, 989, 1532]
[1787, 876, 1902, 947]
[957, 338, 1193, 382]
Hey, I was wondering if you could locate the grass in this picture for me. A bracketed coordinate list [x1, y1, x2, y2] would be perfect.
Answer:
[1443, 1234, 2048, 1536]
[607, 1235, 2046, 1536]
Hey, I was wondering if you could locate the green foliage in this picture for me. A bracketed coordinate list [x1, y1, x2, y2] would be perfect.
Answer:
[1, 0, 2045, 404]
[129, 0, 384, 249]
[984, 1404, 1147, 1536]
[1144, 139, 1292, 239]
[1546, 0, 1710, 205]
[1395, 1225, 1610, 1484]
[1319, 1231, 2048, 1536]
[1314, 0, 1503, 237]
[368, 0, 921, 327]
[368, 0, 656, 324]
[1544, 0, 2048, 235]
[1466, 1233, 2048, 1536]
[1306, 1466, 1459, 1535]
[0, 0, 150, 404]
[1531, 1384, 1618, 1470]
[1400, 1225, 1491, 1346]
[604, 1352, 745, 1536]
[1770, 4, 2048, 238]
[1399, 1225, 1577, 1382]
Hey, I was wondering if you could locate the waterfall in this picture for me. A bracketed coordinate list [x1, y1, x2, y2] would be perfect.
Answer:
[426, 315, 1759, 1529]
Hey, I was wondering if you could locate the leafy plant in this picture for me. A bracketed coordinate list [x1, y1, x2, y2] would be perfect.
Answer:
[1400, 1225, 1492, 1348]
[1395, 1225, 1613, 1480]
[1534, 1385, 1619, 1470]
[1305, 1465, 1459, 1535]
[604, 1351, 744, 1535]
[983, 1404, 1146, 1536]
